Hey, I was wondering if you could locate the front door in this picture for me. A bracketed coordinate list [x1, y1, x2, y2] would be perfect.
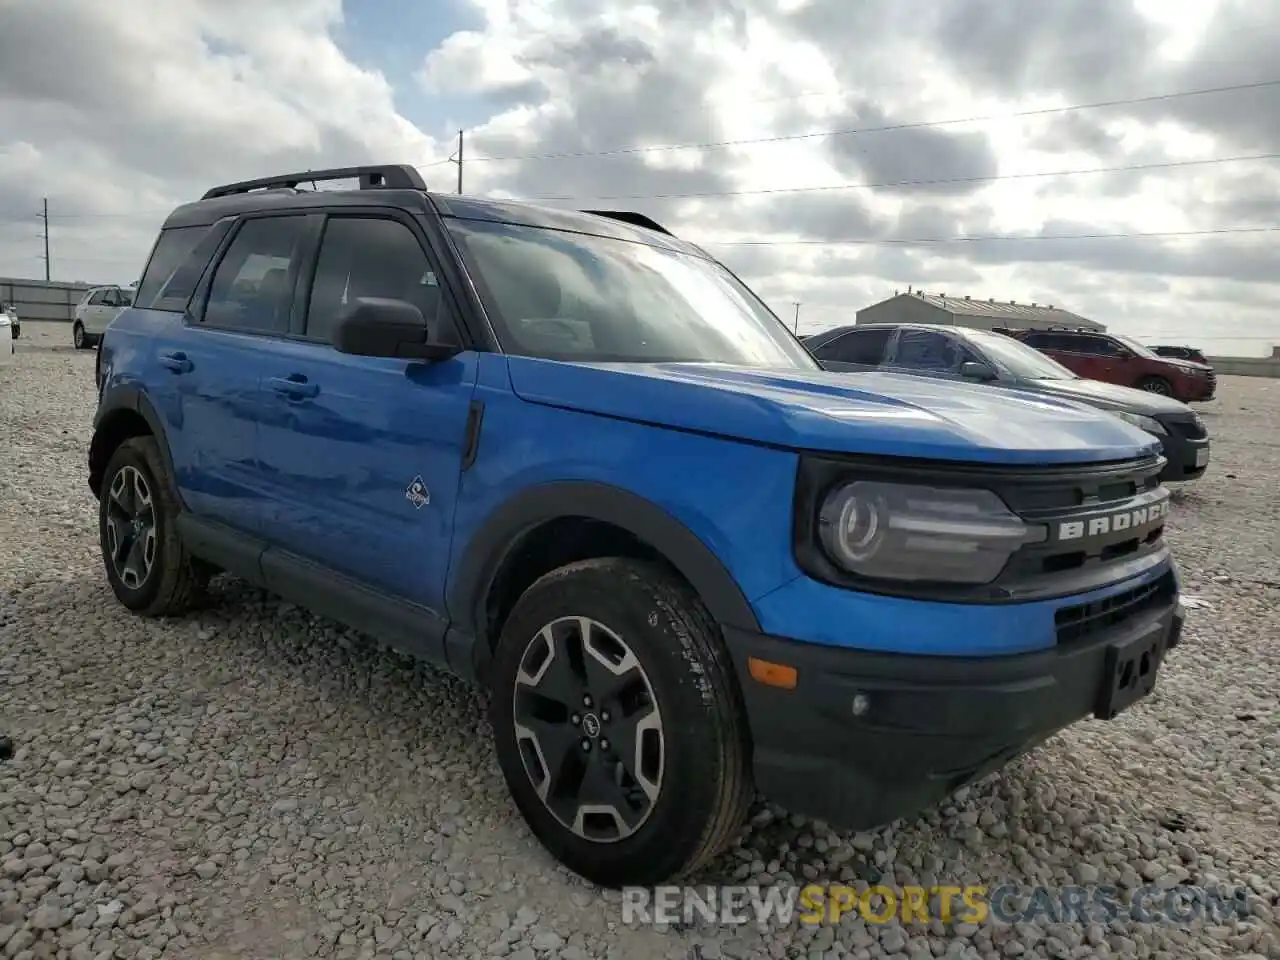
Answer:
[254, 213, 477, 615]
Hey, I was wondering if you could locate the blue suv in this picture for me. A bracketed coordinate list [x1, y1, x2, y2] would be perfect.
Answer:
[90, 165, 1185, 889]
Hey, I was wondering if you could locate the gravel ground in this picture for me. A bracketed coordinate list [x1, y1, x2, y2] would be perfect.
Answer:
[1, 323, 1277, 960]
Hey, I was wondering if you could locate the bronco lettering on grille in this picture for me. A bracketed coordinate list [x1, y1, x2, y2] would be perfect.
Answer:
[1056, 497, 1170, 542]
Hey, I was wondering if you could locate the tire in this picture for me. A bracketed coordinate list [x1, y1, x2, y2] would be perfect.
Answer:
[73, 322, 88, 350]
[1137, 376, 1172, 396]
[489, 557, 753, 888]
[98, 436, 210, 616]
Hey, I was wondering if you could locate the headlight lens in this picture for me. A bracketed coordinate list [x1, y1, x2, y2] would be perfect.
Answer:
[817, 481, 1044, 584]
[1113, 411, 1166, 435]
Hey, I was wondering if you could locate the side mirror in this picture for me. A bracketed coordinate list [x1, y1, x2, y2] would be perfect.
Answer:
[331, 298, 460, 361]
[960, 360, 998, 381]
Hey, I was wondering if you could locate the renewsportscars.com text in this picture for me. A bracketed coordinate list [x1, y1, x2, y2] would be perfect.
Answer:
[621, 883, 1253, 928]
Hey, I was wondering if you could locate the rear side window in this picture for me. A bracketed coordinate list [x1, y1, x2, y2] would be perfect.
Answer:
[135, 226, 211, 310]
[202, 216, 308, 334]
[817, 328, 892, 364]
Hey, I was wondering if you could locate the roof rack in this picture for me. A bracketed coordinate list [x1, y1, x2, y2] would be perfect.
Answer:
[201, 164, 427, 201]
[580, 209, 675, 237]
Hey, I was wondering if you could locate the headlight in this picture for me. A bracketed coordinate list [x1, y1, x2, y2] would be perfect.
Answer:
[1113, 411, 1166, 435]
[817, 481, 1044, 584]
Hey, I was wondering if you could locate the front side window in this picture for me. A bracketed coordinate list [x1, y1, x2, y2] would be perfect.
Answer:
[891, 329, 962, 371]
[305, 217, 457, 345]
[446, 218, 817, 368]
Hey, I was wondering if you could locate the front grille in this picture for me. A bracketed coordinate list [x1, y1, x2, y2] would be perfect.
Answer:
[1054, 570, 1176, 645]
[793, 452, 1171, 603]
[1162, 416, 1207, 440]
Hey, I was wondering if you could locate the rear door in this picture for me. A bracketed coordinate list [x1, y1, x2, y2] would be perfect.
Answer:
[811, 326, 896, 372]
[142, 214, 317, 534]
[253, 210, 477, 616]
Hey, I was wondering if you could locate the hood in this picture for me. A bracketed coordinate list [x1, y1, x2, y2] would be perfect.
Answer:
[504, 358, 1162, 465]
[1159, 356, 1213, 372]
[1021, 376, 1193, 416]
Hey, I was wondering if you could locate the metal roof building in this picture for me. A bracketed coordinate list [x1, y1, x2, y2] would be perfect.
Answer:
[855, 290, 1105, 332]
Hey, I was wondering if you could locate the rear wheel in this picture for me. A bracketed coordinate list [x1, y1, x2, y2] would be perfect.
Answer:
[489, 558, 753, 888]
[73, 322, 88, 350]
[99, 436, 210, 616]
[1137, 376, 1172, 396]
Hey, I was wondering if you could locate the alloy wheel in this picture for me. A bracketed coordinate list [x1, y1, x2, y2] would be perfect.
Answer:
[512, 616, 665, 843]
[104, 465, 157, 590]
[74, 325, 84, 349]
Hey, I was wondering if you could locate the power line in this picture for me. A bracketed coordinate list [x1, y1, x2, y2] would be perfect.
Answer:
[527, 151, 1280, 202]
[9, 147, 1280, 222]
[696, 226, 1280, 247]
[466, 78, 1280, 163]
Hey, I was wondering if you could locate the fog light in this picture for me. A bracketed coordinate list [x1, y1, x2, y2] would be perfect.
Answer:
[851, 693, 870, 717]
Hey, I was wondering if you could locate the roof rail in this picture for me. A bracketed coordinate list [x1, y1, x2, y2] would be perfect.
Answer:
[580, 209, 675, 236]
[201, 164, 427, 200]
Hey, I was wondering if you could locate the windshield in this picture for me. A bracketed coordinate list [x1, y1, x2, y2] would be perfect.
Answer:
[1111, 334, 1160, 359]
[964, 329, 1079, 380]
[446, 218, 818, 368]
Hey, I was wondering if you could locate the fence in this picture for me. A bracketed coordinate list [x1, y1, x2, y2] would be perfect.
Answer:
[0, 277, 93, 323]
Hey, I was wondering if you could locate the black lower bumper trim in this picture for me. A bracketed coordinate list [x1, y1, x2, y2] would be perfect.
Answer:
[726, 599, 1184, 831]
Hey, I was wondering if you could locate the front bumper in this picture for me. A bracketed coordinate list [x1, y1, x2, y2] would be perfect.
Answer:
[1180, 376, 1216, 402]
[1158, 432, 1209, 482]
[729, 584, 1184, 832]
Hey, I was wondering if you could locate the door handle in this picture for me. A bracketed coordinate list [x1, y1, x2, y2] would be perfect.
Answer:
[268, 375, 320, 399]
[159, 351, 193, 374]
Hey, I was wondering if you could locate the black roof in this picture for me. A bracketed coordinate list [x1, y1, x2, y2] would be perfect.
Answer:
[163, 163, 713, 259]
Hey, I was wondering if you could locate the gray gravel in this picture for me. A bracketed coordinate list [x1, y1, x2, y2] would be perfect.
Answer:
[1, 323, 1277, 960]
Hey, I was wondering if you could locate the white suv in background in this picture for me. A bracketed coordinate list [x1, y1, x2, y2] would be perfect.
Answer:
[73, 285, 133, 349]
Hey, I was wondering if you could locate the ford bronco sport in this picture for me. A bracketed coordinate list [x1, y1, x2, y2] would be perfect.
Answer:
[90, 165, 1186, 888]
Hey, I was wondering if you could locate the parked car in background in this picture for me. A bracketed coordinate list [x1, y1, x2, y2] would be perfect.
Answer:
[996, 327, 1215, 402]
[1149, 344, 1210, 366]
[73, 285, 134, 349]
[1, 302, 18, 339]
[91, 165, 1186, 888]
[805, 323, 1210, 483]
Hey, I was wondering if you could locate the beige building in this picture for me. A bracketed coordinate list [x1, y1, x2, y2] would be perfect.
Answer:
[855, 289, 1105, 333]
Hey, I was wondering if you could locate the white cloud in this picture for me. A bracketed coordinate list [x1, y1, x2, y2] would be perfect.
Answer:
[2, 0, 1278, 355]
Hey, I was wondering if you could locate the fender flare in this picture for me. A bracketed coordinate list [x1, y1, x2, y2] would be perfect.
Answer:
[89, 386, 181, 504]
[448, 480, 761, 654]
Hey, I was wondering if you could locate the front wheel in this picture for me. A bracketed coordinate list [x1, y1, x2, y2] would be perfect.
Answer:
[1137, 376, 1173, 396]
[489, 558, 753, 888]
[73, 322, 88, 349]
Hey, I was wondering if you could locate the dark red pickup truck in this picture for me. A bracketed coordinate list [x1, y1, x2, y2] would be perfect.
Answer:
[1002, 328, 1216, 402]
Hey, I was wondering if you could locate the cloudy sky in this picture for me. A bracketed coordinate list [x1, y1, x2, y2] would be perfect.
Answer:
[2, 0, 1279, 356]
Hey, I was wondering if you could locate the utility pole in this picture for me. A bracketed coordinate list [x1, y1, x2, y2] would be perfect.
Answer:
[41, 198, 51, 281]
[449, 129, 464, 194]
[792, 301, 801, 334]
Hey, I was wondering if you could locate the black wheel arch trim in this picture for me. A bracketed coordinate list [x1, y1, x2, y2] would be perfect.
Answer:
[448, 481, 762, 675]
[89, 386, 182, 506]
